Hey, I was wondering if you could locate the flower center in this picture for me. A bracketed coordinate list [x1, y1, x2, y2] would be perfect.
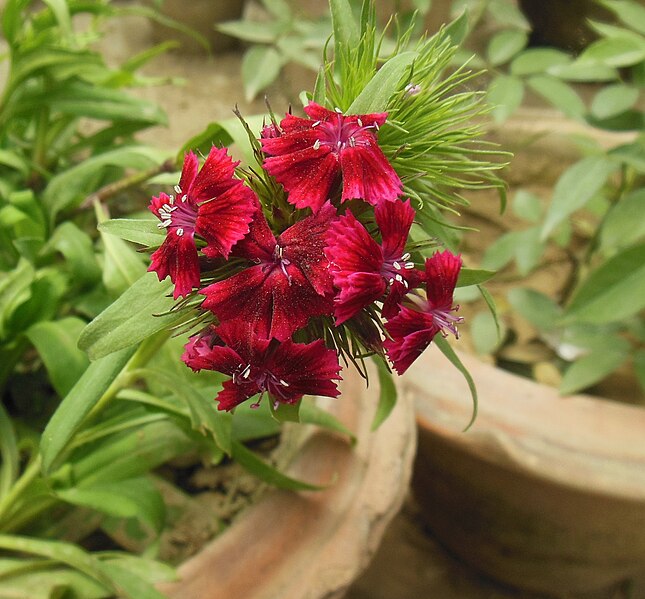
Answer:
[313, 112, 377, 155]
[272, 244, 292, 283]
[233, 364, 290, 409]
[429, 305, 464, 338]
[156, 186, 197, 237]
[381, 252, 415, 288]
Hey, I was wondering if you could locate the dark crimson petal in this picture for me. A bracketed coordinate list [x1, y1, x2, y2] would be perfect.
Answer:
[179, 152, 199, 198]
[149, 192, 172, 220]
[376, 199, 415, 259]
[384, 306, 439, 374]
[216, 379, 258, 411]
[302, 102, 337, 122]
[197, 181, 257, 259]
[326, 210, 382, 275]
[231, 202, 277, 262]
[148, 231, 200, 299]
[343, 111, 389, 129]
[261, 125, 320, 156]
[264, 147, 339, 212]
[333, 272, 385, 325]
[189, 147, 239, 204]
[381, 280, 409, 320]
[200, 266, 273, 339]
[268, 339, 342, 401]
[425, 251, 462, 309]
[279, 202, 337, 296]
[182, 335, 244, 375]
[340, 142, 402, 205]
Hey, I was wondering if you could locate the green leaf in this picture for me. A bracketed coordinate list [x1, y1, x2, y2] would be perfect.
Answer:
[471, 310, 505, 355]
[578, 36, 645, 68]
[242, 46, 283, 102]
[216, 20, 286, 43]
[93, 560, 169, 599]
[633, 349, 645, 394]
[548, 61, 619, 81]
[591, 84, 640, 119]
[560, 346, 629, 394]
[564, 243, 645, 324]
[0, 402, 19, 498]
[526, 75, 586, 119]
[44, 222, 101, 287]
[26, 317, 89, 397]
[43, 146, 166, 219]
[600, 189, 645, 250]
[232, 400, 282, 442]
[507, 288, 562, 331]
[231, 441, 324, 490]
[371, 357, 397, 430]
[136, 368, 232, 455]
[42, 0, 72, 37]
[599, 0, 645, 35]
[510, 48, 571, 76]
[98, 218, 165, 247]
[330, 0, 359, 56]
[312, 67, 326, 105]
[541, 156, 615, 240]
[486, 74, 524, 123]
[481, 230, 522, 271]
[347, 51, 417, 114]
[514, 226, 544, 275]
[433, 336, 477, 431]
[299, 400, 355, 442]
[444, 9, 469, 46]
[486, 29, 528, 66]
[0, 150, 29, 175]
[456, 268, 495, 287]
[512, 189, 543, 222]
[478, 284, 501, 340]
[100, 555, 176, 585]
[78, 273, 182, 360]
[0, 536, 114, 592]
[269, 398, 301, 423]
[40, 346, 137, 474]
[0, 258, 34, 340]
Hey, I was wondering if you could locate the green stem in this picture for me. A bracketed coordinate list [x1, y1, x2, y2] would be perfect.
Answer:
[0, 456, 42, 527]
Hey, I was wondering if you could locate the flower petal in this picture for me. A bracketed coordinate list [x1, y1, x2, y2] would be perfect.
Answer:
[425, 251, 462, 309]
[189, 146, 239, 204]
[179, 152, 199, 198]
[334, 272, 385, 325]
[375, 199, 415, 259]
[384, 306, 439, 374]
[148, 231, 200, 299]
[340, 142, 402, 204]
[216, 379, 258, 411]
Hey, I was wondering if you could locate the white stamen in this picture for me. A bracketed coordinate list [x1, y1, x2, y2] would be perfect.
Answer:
[393, 261, 401, 270]
[166, 205, 177, 212]
[242, 364, 251, 379]
[311, 120, 320, 128]
[174, 185, 182, 194]
[404, 262, 415, 269]
[334, 107, 342, 113]
[349, 137, 356, 147]
[181, 194, 188, 203]
[169, 195, 175, 204]
[279, 379, 290, 387]
[337, 140, 342, 149]
[157, 220, 171, 229]
[176, 228, 184, 236]
[402, 252, 410, 261]
[388, 277, 395, 285]
[313, 139, 321, 150]
[357, 118, 363, 127]
[395, 274, 404, 283]
[374, 122, 380, 131]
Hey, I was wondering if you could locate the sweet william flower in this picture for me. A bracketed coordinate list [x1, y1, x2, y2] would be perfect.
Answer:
[262, 102, 402, 213]
[325, 199, 422, 325]
[384, 250, 463, 374]
[182, 323, 342, 411]
[149, 147, 256, 298]
[200, 202, 336, 341]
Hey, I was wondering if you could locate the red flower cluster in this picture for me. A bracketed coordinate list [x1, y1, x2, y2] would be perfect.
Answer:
[149, 103, 463, 411]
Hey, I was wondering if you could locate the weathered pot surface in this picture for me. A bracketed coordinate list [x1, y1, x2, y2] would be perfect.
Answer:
[405, 347, 645, 595]
[159, 366, 416, 599]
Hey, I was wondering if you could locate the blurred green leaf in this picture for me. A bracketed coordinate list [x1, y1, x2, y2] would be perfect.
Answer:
[456, 268, 495, 287]
[515, 226, 544, 275]
[577, 36, 645, 67]
[300, 399, 355, 441]
[0, 403, 19, 498]
[548, 61, 618, 81]
[591, 84, 640, 119]
[526, 75, 586, 119]
[507, 288, 562, 331]
[560, 346, 629, 394]
[26, 317, 89, 397]
[217, 19, 286, 43]
[0, 258, 34, 341]
[564, 243, 645, 324]
[471, 310, 505, 355]
[330, 0, 359, 57]
[242, 46, 283, 102]
[600, 189, 645, 250]
[444, 9, 469, 46]
[372, 356, 397, 430]
[486, 74, 524, 123]
[541, 156, 615, 240]
[481, 230, 523, 271]
[44, 222, 101, 287]
[510, 48, 571, 76]
[512, 190, 543, 222]
[40, 346, 137, 474]
[486, 29, 528, 66]
[633, 349, 645, 395]
[598, 0, 645, 35]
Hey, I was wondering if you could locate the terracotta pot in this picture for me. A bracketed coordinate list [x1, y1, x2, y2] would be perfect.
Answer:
[406, 348, 645, 595]
[159, 366, 416, 599]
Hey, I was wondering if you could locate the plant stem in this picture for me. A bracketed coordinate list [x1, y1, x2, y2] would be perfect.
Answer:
[0, 456, 42, 527]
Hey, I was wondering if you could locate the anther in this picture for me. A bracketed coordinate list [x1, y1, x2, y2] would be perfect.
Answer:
[349, 137, 356, 147]
[181, 194, 188, 202]
[279, 379, 289, 387]
[176, 228, 184, 236]
[395, 274, 404, 283]
[174, 185, 182, 194]
[357, 118, 363, 127]
[169, 195, 175, 204]
[312, 121, 320, 128]
[404, 262, 415, 269]
[393, 262, 401, 270]
[334, 107, 342, 113]
[402, 252, 410, 261]
[313, 139, 321, 150]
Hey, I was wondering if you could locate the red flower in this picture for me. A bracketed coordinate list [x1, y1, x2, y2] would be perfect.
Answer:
[182, 323, 341, 411]
[384, 251, 463, 374]
[148, 148, 256, 298]
[200, 203, 336, 341]
[325, 200, 422, 325]
[261, 102, 402, 213]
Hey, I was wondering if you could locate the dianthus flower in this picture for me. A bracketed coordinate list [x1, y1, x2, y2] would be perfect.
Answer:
[148, 148, 256, 298]
[325, 200, 422, 325]
[384, 251, 463, 374]
[200, 203, 336, 341]
[261, 102, 402, 212]
[182, 323, 341, 411]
